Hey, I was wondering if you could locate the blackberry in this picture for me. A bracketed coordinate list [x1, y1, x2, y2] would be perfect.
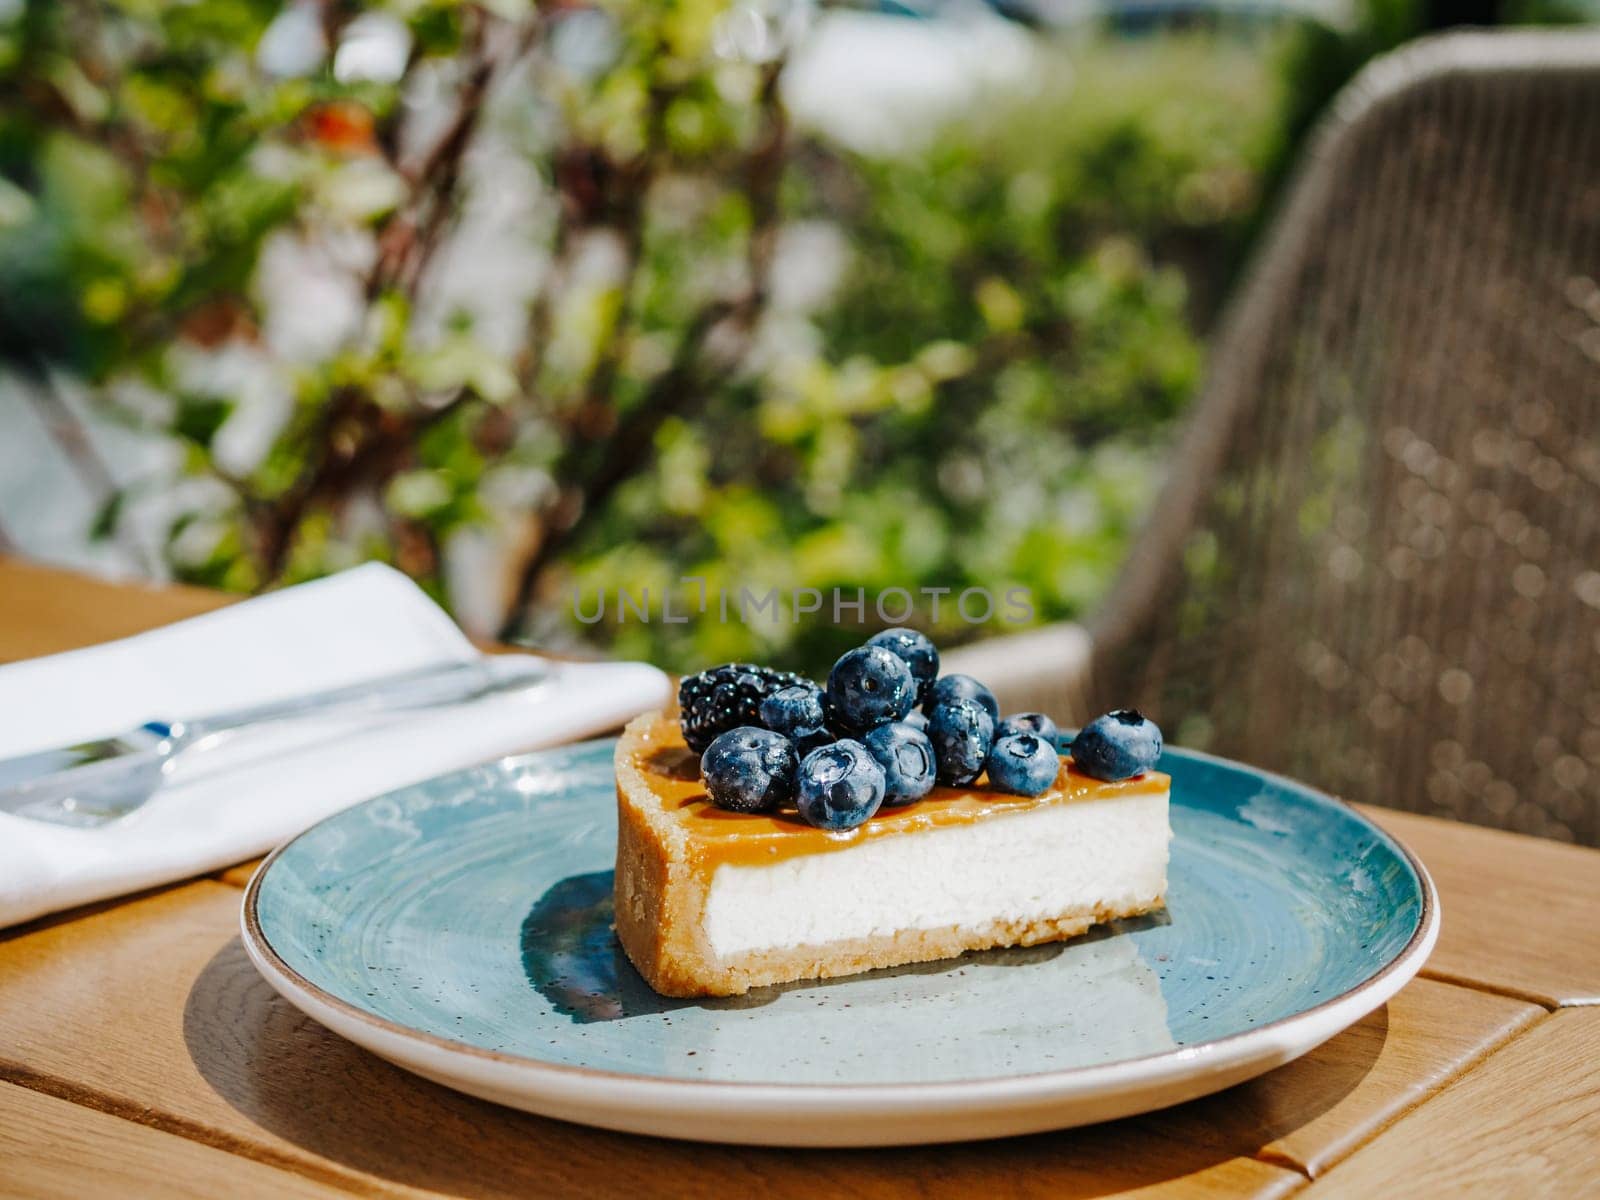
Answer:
[679, 663, 809, 753]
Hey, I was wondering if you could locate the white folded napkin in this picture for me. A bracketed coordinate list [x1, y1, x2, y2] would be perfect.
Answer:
[0, 563, 670, 928]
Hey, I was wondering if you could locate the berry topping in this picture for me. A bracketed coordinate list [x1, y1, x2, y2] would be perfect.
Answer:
[759, 683, 823, 734]
[701, 727, 799, 813]
[996, 711, 1059, 746]
[1071, 709, 1163, 782]
[760, 683, 833, 757]
[796, 740, 886, 831]
[679, 663, 808, 753]
[987, 732, 1061, 796]
[866, 627, 940, 707]
[821, 694, 854, 740]
[862, 721, 937, 806]
[927, 697, 995, 787]
[925, 674, 999, 722]
[826, 645, 917, 735]
[675, 640, 1150, 821]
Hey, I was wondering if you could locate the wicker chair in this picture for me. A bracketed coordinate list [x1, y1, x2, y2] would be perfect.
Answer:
[945, 30, 1600, 845]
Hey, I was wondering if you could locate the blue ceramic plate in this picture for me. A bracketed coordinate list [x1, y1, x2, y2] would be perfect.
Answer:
[242, 738, 1437, 1146]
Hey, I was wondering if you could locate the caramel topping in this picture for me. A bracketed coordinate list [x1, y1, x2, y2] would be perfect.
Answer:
[626, 715, 1169, 871]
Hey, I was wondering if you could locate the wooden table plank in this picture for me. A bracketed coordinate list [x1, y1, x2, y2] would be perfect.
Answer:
[0, 869, 1544, 1199]
[0, 558, 228, 664]
[0, 1080, 352, 1200]
[0, 878, 1301, 1199]
[213, 860, 263, 889]
[1303, 1008, 1600, 1197]
[1360, 805, 1600, 1007]
[1142, 978, 1538, 1180]
[57, 838, 1555, 1186]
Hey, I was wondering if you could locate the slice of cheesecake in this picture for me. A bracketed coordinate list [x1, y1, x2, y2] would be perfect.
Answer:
[613, 712, 1171, 998]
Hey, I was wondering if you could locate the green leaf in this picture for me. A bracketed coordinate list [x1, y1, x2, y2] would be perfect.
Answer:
[88, 489, 126, 541]
[173, 395, 232, 449]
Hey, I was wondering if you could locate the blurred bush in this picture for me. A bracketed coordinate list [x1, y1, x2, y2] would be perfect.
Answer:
[576, 32, 1279, 670]
[1, 0, 1547, 672]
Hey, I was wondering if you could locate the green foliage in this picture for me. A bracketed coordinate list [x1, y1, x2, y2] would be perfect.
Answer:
[567, 36, 1279, 671]
[0, 0, 306, 370]
[6, 2, 1547, 677]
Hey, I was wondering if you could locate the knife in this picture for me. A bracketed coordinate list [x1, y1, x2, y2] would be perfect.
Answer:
[0, 656, 550, 827]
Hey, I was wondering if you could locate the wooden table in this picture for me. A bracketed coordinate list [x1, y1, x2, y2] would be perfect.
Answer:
[2, 557, 1598, 1199]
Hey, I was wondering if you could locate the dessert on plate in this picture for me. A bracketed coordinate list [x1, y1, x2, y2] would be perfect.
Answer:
[614, 630, 1170, 998]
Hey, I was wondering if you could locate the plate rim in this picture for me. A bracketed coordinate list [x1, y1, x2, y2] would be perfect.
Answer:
[240, 739, 1440, 1105]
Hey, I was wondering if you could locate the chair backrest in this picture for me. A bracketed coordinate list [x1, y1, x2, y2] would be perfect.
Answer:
[1090, 31, 1600, 844]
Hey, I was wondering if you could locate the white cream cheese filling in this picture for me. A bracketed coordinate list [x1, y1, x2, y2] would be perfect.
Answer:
[703, 790, 1170, 959]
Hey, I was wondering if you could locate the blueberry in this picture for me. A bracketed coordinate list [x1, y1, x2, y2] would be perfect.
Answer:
[987, 733, 1061, 796]
[822, 692, 885, 742]
[700, 727, 798, 813]
[926, 697, 995, 786]
[826, 645, 917, 734]
[996, 711, 1059, 747]
[792, 727, 836, 757]
[901, 709, 929, 734]
[925, 674, 999, 722]
[796, 740, 886, 831]
[759, 683, 823, 733]
[1072, 709, 1163, 781]
[866, 628, 940, 707]
[862, 721, 937, 806]
[759, 683, 831, 755]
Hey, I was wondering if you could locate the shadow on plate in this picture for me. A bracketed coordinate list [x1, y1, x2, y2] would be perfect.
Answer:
[519, 870, 1172, 1024]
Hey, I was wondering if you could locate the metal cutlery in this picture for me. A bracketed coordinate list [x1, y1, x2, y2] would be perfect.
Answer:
[0, 656, 550, 827]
